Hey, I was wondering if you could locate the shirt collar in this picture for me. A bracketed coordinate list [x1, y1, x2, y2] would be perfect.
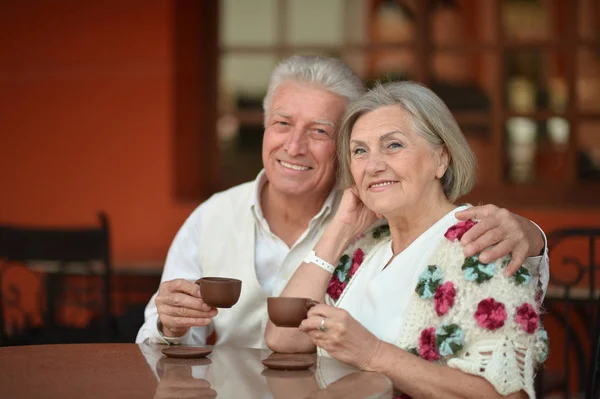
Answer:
[250, 169, 340, 226]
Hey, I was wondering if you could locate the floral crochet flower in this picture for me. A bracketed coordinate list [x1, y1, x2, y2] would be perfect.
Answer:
[515, 303, 539, 334]
[407, 347, 420, 357]
[435, 323, 465, 356]
[474, 298, 507, 330]
[349, 248, 364, 276]
[434, 282, 456, 316]
[327, 278, 346, 301]
[511, 266, 531, 286]
[462, 255, 496, 284]
[535, 329, 549, 363]
[418, 327, 440, 361]
[444, 219, 477, 242]
[327, 248, 365, 300]
[372, 224, 391, 239]
[416, 265, 443, 299]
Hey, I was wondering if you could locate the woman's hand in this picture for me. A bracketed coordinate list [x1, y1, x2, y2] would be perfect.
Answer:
[331, 187, 380, 237]
[299, 304, 382, 371]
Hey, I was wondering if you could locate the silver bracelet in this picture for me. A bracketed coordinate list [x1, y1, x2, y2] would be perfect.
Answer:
[304, 250, 336, 273]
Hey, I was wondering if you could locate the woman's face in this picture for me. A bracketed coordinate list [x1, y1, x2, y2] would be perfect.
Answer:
[349, 105, 448, 218]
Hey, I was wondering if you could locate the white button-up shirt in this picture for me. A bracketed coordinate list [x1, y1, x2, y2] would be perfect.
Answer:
[136, 171, 338, 345]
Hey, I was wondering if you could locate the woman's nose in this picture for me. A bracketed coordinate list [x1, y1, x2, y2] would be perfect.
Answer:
[366, 154, 386, 174]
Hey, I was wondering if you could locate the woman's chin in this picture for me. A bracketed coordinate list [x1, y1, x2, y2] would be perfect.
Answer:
[367, 205, 397, 218]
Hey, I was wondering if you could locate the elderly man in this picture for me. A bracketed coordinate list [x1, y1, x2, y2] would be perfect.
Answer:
[136, 55, 548, 349]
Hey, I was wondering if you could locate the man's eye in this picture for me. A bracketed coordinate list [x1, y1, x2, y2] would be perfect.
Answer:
[315, 128, 326, 134]
[277, 121, 289, 126]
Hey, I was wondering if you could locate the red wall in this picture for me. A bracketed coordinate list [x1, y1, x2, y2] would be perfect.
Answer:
[1, 1, 599, 270]
[0, 1, 196, 268]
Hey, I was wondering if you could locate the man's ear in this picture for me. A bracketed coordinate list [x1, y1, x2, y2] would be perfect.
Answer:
[436, 146, 450, 179]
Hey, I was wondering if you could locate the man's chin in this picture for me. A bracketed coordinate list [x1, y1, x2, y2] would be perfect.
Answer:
[268, 179, 322, 198]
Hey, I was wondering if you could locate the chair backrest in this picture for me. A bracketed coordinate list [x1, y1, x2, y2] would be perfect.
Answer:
[0, 212, 112, 346]
[539, 228, 600, 398]
[589, 303, 600, 399]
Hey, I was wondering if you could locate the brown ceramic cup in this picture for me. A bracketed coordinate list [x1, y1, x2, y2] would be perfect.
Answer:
[267, 297, 319, 327]
[195, 277, 242, 308]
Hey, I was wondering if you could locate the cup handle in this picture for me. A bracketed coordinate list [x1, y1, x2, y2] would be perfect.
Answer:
[306, 300, 319, 310]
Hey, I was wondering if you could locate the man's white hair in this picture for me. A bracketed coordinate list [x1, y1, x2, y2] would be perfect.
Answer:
[262, 55, 365, 125]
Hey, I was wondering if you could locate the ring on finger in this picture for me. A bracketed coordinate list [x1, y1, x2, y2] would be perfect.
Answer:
[318, 317, 328, 332]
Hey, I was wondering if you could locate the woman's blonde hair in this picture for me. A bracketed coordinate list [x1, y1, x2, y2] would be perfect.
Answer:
[337, 81, 476, 202]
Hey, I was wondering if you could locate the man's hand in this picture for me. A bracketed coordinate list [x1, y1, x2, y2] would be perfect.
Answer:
[455, 205, 544, 276]
[155, 279, 218, 338]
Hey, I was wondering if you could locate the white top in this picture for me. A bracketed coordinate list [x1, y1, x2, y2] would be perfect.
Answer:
[327, 206, 547, 397]
[338, 206, 470, 344]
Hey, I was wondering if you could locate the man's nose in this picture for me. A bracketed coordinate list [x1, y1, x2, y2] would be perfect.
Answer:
[284, 126, 308, 156]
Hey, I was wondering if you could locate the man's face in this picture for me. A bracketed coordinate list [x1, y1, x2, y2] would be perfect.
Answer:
[262, 81, 348, 198]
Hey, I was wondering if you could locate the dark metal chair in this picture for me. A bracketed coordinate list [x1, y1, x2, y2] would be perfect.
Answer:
[0, 213, 112, 346]
[589, 302, 600, 399]
[537, 228, 600, 399]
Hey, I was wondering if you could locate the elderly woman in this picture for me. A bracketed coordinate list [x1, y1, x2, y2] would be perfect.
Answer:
[265, 82, 548, 398]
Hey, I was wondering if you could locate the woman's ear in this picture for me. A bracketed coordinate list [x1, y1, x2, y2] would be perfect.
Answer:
[435, 147, 449, 179]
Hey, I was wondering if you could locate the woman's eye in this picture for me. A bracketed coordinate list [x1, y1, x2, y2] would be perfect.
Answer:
[352, 148, 366, 156]
[388, 142, 403, 149]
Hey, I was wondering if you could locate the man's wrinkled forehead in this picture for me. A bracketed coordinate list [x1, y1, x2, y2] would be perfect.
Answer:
[273, 109, 336, 127]
[269, 83, 347, 124]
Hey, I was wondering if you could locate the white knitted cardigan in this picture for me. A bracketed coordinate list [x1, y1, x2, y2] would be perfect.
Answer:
[328, 219, 548, 398]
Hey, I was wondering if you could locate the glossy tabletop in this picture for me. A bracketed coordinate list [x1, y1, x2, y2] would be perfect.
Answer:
[0, 344, 393, 398]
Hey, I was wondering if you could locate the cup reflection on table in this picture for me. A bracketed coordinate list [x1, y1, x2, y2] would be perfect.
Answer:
[305, 371, 392, 399]
[262, 352, 393, 399]
[154, 357, 217, 399]
[262, 368, 319, 399]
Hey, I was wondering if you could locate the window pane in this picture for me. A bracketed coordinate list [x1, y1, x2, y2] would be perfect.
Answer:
[505, 117, 539, 183]
[502, 0, 550, 42]
[220, 54, 278, 107]
[345, 0, 369, 45]
[577, 48, 600, 113]
[578, 121, 600, 180]
[578, 0, 599, 41]
[536, 117, 570, 182]
[218, 121, 264, 188]
[369, 0, 415, 45]
[431, 2, 468, 47]
[342, 51, 368, 80]
[467, 136, 493, 188]
[365, 49, 416, 83]
[218, 55, 278, 188]
[430, 51, 493, 137]
[287, 0, 343, 45]
[220, 0, 277, 46]
[505, 117, 571, 183]
[505, 51, 568, 113]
